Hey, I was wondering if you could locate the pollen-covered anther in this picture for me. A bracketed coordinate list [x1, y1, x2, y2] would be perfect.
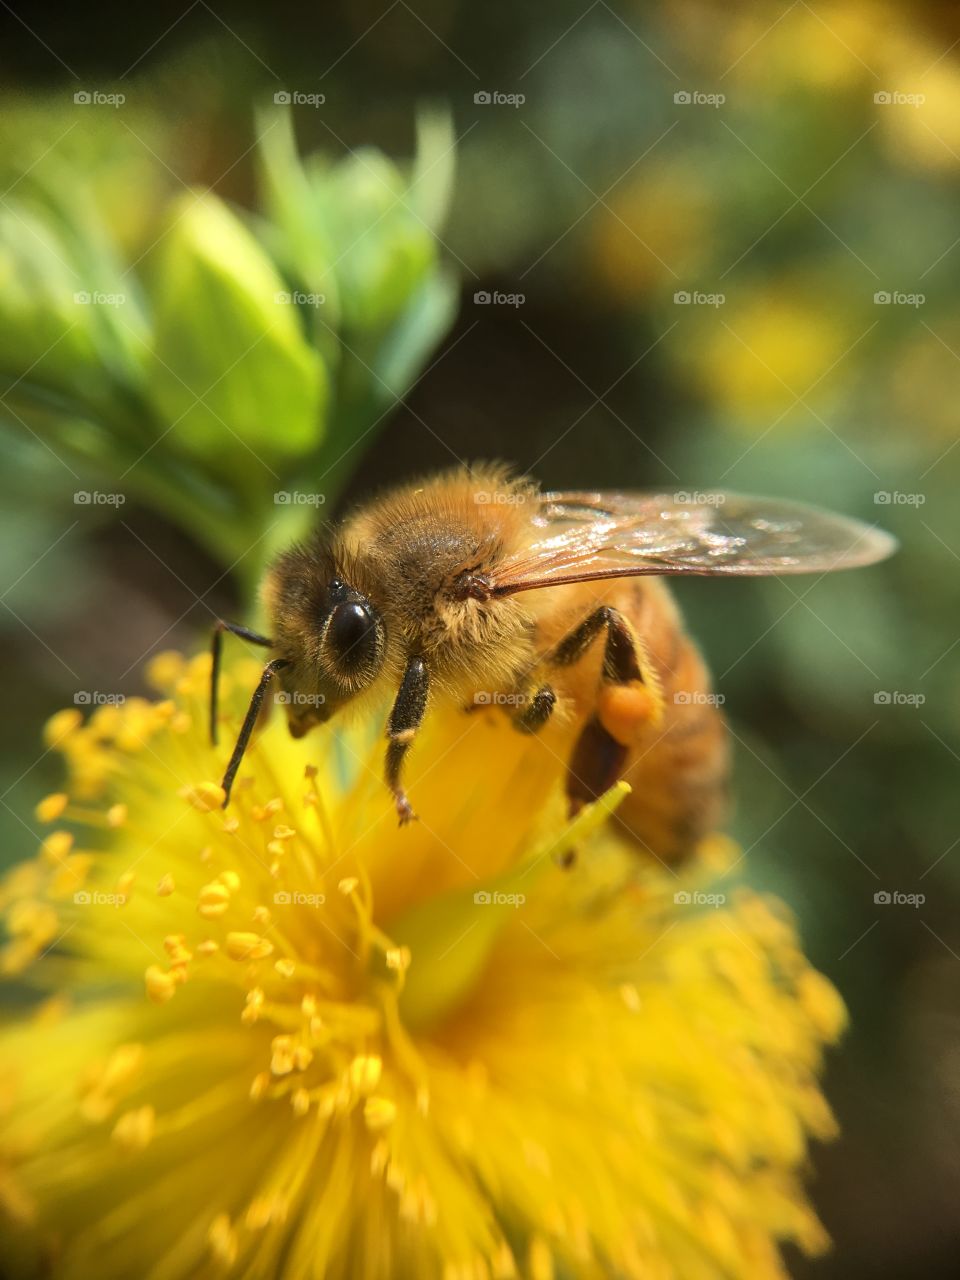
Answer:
[106, 804, 128, 829]
[157, 873, 175, 897]
[270, 1035, 296, 1076]
[116, 871, 135, 903]
[385, 946, 411, 974]
[196, 938, 219, 957]
[163, 935, 192, 965]
[242, 988, 264, 1024]
[291, 1088, 311, 1116]
[273, 825, 296, 841]
[197, 882, 231, 919]
[338, 877, 359, 896]
[39, 831, 74, 864]
[363, 1096, 397, 1130]
[111, 1104, 156, 1151]
[145, 965, 177, 1004]
[35, 793, 68, 824]
[245, 1194, 288, 1231]
[349, 1054, 383, 1095]
[250, 798, 283, 822]
[274, 958, 295, 978]
[225, 932, 274, 962]
[252, 905, 271, 927]
[182, 781, 226, 812]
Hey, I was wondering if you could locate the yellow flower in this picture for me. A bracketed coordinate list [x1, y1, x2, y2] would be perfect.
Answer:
[0, 651, 844, 1279]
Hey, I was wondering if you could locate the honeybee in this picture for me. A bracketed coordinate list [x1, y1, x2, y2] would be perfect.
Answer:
[210, 465, 896, 861]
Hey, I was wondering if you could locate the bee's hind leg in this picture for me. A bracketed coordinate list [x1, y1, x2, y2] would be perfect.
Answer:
[548, 605, 661, 816]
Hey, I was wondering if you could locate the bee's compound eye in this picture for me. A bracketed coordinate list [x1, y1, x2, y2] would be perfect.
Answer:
[327, 600, 380, 674]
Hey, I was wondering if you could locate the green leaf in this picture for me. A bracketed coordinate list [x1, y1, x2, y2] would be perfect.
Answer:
[145, 191, 328, 468]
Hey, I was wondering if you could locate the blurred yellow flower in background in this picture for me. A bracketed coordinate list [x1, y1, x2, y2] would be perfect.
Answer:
[1, 653, 845, 1279]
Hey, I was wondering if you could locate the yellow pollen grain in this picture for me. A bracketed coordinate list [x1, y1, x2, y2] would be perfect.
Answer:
[116, 871, 135, 903]
[338, 877, 359, 896]
[249, 1072, 270, 1100]
[291, 1088, 311, 1116]
[196, 939, 219, 957]
[222, 816, 240, 835]
[363, 1096, 397, 1130]
[252, 905, 271, 926]
[349, 1054, 383, 1095]
[207, 1213, 238, 1269]
[106, 804, 127, 828]
[35, 793, 68, 824]
[218, 870, 241, 893]
[274, 958, 295, 978]
[273, 825, 296, 841]
[145, 966, 176, 1004]
[225, 932, 274, 962]
[183, 782, 226, 812]
[111, 1104, 155, 1151]
[197, 882, 231, 918]
[157, 874, 175, 897]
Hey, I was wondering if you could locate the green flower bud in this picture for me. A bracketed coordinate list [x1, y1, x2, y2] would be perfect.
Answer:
[145, 192, 328, 468]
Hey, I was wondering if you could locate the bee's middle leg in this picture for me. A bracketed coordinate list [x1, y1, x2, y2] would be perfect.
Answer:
[385, 655, 429, 825]
[549, 606, 658, 814]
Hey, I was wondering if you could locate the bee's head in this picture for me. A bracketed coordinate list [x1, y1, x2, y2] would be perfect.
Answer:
[264, 545, 387, 727]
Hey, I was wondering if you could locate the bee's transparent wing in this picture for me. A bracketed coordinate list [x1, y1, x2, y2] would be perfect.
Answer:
[490, 491, 897, 595]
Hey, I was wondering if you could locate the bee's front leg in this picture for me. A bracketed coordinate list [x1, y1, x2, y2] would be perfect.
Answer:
[385, 656, 429, 825]
[548, 606, 660, 815]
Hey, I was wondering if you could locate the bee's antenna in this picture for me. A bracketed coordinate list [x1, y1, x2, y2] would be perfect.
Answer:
[209, 621, 273, 746]
[219, 657, 290, 808]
